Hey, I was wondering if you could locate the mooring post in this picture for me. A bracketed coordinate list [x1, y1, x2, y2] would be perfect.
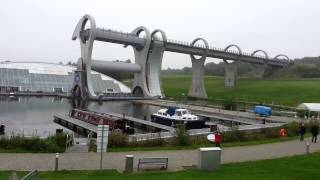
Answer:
[306, 142, 310, 154]
[8, 171, 18, 180]
[124, 155, 134, 173]
[100, 125, 104, 170]
[55, 153, 59, 171]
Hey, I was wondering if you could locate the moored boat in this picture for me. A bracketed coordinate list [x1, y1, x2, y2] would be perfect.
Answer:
[151, 107, 207, 129]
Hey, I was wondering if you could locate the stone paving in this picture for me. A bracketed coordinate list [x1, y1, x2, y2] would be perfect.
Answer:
[1, 138, 320, 172]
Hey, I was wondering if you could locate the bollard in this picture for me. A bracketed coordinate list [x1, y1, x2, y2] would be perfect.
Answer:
[124, 155, 134, 173]
[306, 142, 310, 154]
[8, 172, 18, 180]
[55, 153, 59, 171]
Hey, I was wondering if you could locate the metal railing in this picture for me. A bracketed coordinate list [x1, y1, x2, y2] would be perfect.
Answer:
[94, 28, 290, 63]
[65, 133, 74, 152]
[20, 170, 39, 180]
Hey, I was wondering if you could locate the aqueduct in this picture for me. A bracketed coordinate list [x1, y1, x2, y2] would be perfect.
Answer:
[71, 14, 291, 100]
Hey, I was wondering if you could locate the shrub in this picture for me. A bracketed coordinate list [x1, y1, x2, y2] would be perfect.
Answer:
[222, 129, 246, 142]
[0, 133, 68, 153]
[129, 137, 165, 147]
[223, 99, 237, 111]
[282, 122, 300, 137]
[261, 128, 279, 139]
[108, 131, 128, 148]
[173, 125, 190, 146]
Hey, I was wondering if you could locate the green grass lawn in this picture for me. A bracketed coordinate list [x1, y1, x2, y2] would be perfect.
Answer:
[161, 75, 320, 106]
[2, 152, 320, 180]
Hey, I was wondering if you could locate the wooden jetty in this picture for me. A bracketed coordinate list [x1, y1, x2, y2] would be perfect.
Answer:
[54, 108, 175, 137]
[54, 114, 97, 136]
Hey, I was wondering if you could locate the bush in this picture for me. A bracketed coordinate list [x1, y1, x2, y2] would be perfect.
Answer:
[0, 133, 68, 153]
[222, 129, 246, 142]
[173, 125, 190, 146]
[223, 99, 237, 111]
[129, 137, 165, 147]
[282, 122, 300, 137]
[108, 131, 128, 148]
[88, 138, 97, 152]
[261, 128, 279, 139]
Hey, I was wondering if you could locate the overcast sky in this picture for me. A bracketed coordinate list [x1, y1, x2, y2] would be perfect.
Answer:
[1, 0, 319, 69]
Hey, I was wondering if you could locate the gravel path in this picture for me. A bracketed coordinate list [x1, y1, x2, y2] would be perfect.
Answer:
[1, 138, 319, 172]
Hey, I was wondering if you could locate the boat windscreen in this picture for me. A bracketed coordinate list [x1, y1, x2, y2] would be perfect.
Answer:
[166, 107, 177, 116]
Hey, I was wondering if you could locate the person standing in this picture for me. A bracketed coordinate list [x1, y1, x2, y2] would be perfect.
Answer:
[214, 131, 222, 147]
[311, 122, 319, 143]
[299, 123, 306, 141]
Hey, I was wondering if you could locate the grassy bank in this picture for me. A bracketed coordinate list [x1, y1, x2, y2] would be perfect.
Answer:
[0, 134, 68, 153]
[161, 76, 320, 106]
[106, 122, 304, 152]
[2, 152, 320, 180]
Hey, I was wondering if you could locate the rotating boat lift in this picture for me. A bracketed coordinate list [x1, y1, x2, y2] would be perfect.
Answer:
[71, 14, 291, 100]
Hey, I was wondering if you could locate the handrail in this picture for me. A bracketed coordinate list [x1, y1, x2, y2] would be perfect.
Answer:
[20, 170, 39, 180]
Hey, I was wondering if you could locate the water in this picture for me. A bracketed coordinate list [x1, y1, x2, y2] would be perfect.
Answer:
[0, 97, 160, 137]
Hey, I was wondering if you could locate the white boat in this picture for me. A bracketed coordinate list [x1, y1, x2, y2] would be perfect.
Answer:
[151, 107, 207, 129]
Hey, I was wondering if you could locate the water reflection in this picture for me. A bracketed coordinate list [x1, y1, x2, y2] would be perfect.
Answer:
[0, 97, 160, 137]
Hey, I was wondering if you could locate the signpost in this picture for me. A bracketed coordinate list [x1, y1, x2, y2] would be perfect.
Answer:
[97, 124, 109, 170]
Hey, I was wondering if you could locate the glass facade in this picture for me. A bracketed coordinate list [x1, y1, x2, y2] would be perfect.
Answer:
[0, 62, 128, 93]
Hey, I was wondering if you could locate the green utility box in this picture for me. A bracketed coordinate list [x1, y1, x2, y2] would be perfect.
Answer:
[197, 147, 221, 171]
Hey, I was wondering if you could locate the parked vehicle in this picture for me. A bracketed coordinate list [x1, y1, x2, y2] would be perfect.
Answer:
[253, 106, 272, 117]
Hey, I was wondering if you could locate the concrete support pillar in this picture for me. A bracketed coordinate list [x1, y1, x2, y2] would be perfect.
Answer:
[223, 44, 242, 88]
[251, 64, 267, 79]
[131, 28, 166, 98]
[147, 40, 165, 97]
[131, 27, 152, 97]
[72, 58, 89, 99]
[224, 61, 238, 87]
[187, 38, 209, 99]
[71, 15, 97, 99]
[250, 50, 269, 79]
[188, 57, 207, 98]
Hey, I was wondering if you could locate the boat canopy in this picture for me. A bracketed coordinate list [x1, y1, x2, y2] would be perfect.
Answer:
[166, 107, 178, 116]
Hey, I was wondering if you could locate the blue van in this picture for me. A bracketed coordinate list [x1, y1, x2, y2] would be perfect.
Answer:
[253, 106, 272, 117]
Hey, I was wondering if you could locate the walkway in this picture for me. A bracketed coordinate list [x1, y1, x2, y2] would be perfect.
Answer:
[0, 139, 319, 172]
[133, 99, 301, 123]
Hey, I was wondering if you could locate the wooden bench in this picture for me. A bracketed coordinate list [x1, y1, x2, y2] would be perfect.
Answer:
[137, 157, 168, 171]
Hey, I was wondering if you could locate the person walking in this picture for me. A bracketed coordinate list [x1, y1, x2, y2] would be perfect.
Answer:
[299, 123, 306, 141]
[311, 122, 319, 143]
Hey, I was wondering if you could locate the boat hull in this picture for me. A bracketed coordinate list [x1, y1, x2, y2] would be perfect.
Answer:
[151, 115, 207, 129]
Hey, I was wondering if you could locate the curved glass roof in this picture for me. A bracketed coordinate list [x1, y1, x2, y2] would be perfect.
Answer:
[0, 61, 131, 93]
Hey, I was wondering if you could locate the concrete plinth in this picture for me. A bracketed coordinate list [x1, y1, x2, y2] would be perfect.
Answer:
[224, 62, 238, 87]
[197, 147, 221, 171]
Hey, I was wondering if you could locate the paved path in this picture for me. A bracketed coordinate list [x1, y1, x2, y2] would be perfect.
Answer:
[1, 138, 320, 172]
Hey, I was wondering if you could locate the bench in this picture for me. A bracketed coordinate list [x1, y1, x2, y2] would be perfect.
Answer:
[137, 157, 168, 171]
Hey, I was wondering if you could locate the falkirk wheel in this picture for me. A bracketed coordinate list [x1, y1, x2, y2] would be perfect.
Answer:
[71, 14, 291, 100]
